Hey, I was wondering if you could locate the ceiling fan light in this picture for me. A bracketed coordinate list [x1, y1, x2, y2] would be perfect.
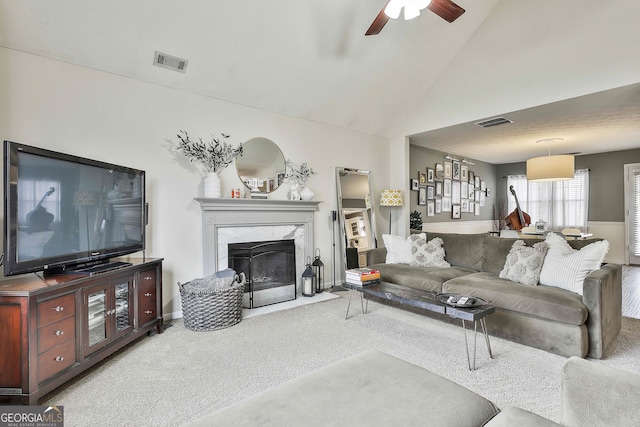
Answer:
[404, 3, 421, 20]
[384, 0, 404, 19]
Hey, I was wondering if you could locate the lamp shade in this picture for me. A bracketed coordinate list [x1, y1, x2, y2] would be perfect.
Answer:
[526, 155, 575, 182]
[380, 190, 403, 207]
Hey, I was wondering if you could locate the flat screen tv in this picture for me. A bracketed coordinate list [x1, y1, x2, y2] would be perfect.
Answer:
[3, 140, 146, 276]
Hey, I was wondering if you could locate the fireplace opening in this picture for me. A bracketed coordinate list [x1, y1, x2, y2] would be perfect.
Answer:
[228, 239, 296, 309]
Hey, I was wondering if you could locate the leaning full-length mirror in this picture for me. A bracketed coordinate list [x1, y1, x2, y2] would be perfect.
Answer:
[236, 137, 286, 194]
[336, 167, 377, 277]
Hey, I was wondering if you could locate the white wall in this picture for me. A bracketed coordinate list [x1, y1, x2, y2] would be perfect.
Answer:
[0, 48, 391, 317]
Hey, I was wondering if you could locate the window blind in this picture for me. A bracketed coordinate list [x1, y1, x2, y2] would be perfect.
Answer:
[633, 170, 640, 256]
[506, 169, 589, 230]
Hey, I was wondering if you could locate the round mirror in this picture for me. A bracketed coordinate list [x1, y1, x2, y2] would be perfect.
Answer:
[236, 137, 286, 194]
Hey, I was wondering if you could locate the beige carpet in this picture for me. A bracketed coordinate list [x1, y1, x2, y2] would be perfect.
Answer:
[41, 292, 640, 426]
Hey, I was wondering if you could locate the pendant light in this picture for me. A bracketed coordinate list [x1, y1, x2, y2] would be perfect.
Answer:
[526, 138, 575, 182]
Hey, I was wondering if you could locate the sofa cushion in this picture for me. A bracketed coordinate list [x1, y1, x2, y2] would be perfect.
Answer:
[499, 240, 548, 286]
[370, 263, 475, 293]
[185, 350, 500, 427]
[425, 232, 484, 271]
[442, 272, 588, 325]
[410, 235, 451, 268]
[539, 233, 609, 295]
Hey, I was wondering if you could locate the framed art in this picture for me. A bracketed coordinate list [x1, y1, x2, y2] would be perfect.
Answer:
[461, 199, 469, 213]
[486, 188, 491, 197]
[427, 168, 434, 183]
[461, 182, 468, 199]
[419, 171, 427, 185]
[475, 175, 480, 187]
[452, 160, 461, 180]
[418, 187, 427, 205]
[461, 165, 468, 182]
[481, 180, 486, 191]
[427, 200, 435, 217]
[435, 181, 443, 197]
[435, 163, 445, 180]
[468, 171, 474, 185]
[475, 190, 480, 202]
[452, 204, 461, 219]
[411, 178, 419, 191]
[444, 161, 452, 179]
[443, 178, 452, 197]
[427, 185, 434, 200]
[468, 183, 474, 198]
[435, 198, 442, 214]
[452, 180, 461, 205]
[442, 197, 452, 212]
[480, 191, 486, 207]
[475, 202, 480, 216]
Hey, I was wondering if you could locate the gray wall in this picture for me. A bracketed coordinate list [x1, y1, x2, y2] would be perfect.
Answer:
[495, 148, 640, 222]
[409, 145, 497, 223]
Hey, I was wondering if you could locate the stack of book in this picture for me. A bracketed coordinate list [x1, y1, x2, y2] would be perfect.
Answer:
[345, 267, 381, 287]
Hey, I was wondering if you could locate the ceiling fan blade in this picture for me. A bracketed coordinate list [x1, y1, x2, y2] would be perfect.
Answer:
[427, 0, 465, 23]
[365, 1, 391, 36]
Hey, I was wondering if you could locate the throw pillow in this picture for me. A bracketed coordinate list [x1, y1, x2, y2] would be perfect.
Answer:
[382, 234, 414, 264]
[409, 235, 451, 268]
[539, 233, 609, 295]
[499, 240, 548, 286]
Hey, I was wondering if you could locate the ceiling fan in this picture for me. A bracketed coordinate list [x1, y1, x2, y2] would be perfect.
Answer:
[365, 0, 465, 36]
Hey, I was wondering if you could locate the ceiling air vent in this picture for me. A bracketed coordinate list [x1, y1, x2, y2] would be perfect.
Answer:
[153, 51, 188, 73]
[474, 117, 513, 128]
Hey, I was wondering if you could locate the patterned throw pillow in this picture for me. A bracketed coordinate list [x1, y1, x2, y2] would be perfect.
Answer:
[499, 240, 548, 286]
[409, 235, 451, 268]
[539, 233, 609, 295]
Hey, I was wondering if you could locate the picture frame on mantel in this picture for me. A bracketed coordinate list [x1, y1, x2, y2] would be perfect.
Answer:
[452, 204, 461, 219]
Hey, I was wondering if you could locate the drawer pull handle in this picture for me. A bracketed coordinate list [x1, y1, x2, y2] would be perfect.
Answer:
[54, 306, 64, 312]
[144, 292, 152, 297]
[144, 276, 152, 280]
[55, 356, 64, 362]
[145, 310, 153, 315]
[55, 330, 64, 336]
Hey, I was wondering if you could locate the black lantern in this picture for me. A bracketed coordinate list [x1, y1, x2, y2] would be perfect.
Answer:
[302, 257, 315, 297]
[312, 248, 324, 294]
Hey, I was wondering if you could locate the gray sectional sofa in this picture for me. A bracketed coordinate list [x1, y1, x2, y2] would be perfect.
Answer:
[366, 232, 622, 358]
[185, 350, 640, 426]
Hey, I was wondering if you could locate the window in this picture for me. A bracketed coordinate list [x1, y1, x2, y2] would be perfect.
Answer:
[506, 169, 589, 230]
[18, 180, 61, 225]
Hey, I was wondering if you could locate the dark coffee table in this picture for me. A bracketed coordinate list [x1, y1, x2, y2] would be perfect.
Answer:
[345, 281, 495, 370]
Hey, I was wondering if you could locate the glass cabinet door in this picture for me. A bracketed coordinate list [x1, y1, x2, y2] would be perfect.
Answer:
[114, 281, 130, 332]
[87, 290, 107, 348]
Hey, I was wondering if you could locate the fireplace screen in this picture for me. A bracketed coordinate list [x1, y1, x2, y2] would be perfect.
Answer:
[228, 239, 296, 308]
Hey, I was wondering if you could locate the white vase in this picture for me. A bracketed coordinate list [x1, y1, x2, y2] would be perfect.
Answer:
[300, 186, 314, 201]
[203, 172, 222, 198]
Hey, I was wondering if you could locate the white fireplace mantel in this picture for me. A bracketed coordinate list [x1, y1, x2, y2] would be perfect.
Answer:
[197, 198, 321, 279]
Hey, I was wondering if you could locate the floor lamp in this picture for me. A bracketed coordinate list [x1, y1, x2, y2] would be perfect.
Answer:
[380, 189, 403, 234]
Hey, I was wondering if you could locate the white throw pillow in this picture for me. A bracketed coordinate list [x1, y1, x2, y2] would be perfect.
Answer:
[382, 234, 413, 264]
[499, 240, 548, 286]
[409, 235, 451, 268]
[539, 233, 609, 295]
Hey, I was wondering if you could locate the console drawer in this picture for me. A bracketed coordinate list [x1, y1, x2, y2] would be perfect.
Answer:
[38, 293, 75, 327]
[38, 316, 75, 354]
[139, 269, 156, 289]
[37, 340, 76, 383]
[139, 299, 157, 326]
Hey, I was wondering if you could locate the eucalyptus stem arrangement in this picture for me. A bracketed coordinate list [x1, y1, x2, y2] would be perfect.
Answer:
[176, 130, 243, 174]
[284, 159, 316, 187]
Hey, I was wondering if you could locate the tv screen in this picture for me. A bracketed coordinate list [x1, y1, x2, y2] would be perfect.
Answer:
[3, 141, 146, 276]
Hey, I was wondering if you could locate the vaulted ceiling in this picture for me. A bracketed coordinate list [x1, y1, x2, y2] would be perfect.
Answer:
[1, 0, 639, 164]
